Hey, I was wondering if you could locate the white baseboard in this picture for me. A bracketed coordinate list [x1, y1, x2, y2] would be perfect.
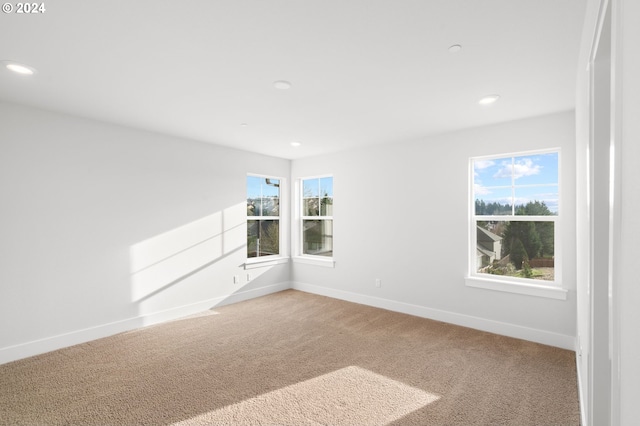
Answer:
[3, 280, 575, 366]
[292, 282, 576, 350]
[0, 282, 291, 366]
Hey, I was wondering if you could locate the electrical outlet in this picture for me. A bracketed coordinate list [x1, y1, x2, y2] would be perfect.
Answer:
[375, 279, 381, 288]
[247, 273, 251, 282]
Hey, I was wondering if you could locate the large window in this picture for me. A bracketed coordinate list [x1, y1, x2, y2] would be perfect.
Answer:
[471, 150, 559, 284]
[301, 176, 333, 257]
[247, 175, 281, 258]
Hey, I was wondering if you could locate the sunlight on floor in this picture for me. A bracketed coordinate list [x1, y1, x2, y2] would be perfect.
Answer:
[173, 366, 440, 425]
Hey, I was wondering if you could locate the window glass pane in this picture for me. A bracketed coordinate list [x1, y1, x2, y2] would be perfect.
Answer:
[247, 175, 281, 259]
[247, 220, 279, 258]
[303, 177, 333, 217]
[474, 187, 513, 215]
[247, 199, 257, 216]
[303, 179, 319, 198]
[476, 220, 554, 281]
[246, 176, 263, 199]
[303, 198, 319, 216]
[247, 176, 280, 217]
[514, 187, 558, 215]
[262, 178, 280, 197]
[301, 177, 333, 257]
[247, 220, 258, 256]
[247, 176, 262, 216]
[512, 152, 558, 186]
[319, 177, 333, 197]
[474, 153, 558, 215]
[303, 220, 333, 256]
[321, 196, 333, 216]
[261, 196, 280, 216]
[473, 158, 512, 188]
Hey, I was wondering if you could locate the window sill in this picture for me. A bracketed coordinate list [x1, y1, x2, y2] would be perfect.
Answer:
[244, 256, 289, 269]
[465, 276, 567, 300]
[292, 256, 335, 268]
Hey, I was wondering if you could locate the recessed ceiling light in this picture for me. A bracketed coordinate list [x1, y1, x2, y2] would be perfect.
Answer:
[273, 80, 292, 90]
[448, 44, 462, 53]
[2, 61, 36, 75]
[240, 123, 249, 127]
[479, 94, 500, 105]
[290, 141, 301, 147]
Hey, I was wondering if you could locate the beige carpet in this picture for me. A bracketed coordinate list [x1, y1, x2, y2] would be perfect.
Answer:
[0, 290, 580, 425]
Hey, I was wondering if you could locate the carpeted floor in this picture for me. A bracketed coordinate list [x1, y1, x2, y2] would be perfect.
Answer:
[0, 290, 580, 425]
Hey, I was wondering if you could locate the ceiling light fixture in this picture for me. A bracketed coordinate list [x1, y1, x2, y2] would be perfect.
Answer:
[448, 44, 462, 53]
[290, 141, 301, 147]
[273, 80, 292, 90]
[478, 94, 500, 105]
[2, 61, 37, 75]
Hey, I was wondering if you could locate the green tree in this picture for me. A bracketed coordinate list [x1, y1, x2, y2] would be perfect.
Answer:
[518, 201, 554, 257]
[509, 237, 528, 270]
[475, 200, 512, 215]
[516, 200, 552, 216]
[503, 220, 542, 262]
[536, 222, 554, 256]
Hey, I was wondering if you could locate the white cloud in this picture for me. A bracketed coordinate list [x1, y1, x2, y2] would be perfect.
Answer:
[474, 160, 495, 170]
[473, 183, 492, 195]
[493, 158, 540, 180]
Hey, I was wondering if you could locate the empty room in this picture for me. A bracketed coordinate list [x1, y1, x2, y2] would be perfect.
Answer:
[1, 0, 638, 425]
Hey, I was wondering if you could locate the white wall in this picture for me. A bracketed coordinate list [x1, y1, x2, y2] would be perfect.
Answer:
[291, 111, 577, 349]
[0, 101, 291, 364]
[614, 0, 640, 423]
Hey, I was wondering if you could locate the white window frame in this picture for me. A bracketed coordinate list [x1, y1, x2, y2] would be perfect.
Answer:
[465, 149, 567, 300]
[293, 175, 335, 268]
[245, 173, 288, 268]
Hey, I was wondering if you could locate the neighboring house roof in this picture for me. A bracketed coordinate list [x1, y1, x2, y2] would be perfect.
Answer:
[477, 246, 495, 258]
[477, 226, 502, 242]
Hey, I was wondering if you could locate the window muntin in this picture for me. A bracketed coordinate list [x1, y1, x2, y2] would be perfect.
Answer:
[247, 175, 281, 258]
[301, 176, 333, 257]
[472, 151, 559, 283]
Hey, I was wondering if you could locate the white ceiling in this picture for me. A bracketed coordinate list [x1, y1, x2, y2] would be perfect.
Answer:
[0, 0, 586, 160]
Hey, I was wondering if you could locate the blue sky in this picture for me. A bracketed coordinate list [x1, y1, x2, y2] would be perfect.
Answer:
[474, 152, 559, 213]
[303, 177, 333, 198]
[247, 176, 280, 199]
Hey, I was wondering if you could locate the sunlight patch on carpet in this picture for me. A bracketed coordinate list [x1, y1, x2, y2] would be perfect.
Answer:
[173, 366, 440, 425]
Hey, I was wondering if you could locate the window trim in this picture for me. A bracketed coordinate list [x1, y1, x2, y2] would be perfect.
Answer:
[292, 255, 336, 268]
[465, 276, 568, 300]
[246, 173, 288, 266]
[293, 174, 335, 267]
[467, 148, 564, 298]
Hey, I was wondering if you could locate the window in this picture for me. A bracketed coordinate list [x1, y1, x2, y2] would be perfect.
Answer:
[247, 175, 281, 258]
[470, 150, 559, 285]
[301, 176, 333, 257]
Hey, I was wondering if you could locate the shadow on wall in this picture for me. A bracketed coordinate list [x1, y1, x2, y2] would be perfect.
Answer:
[128, 202, 275, 313]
